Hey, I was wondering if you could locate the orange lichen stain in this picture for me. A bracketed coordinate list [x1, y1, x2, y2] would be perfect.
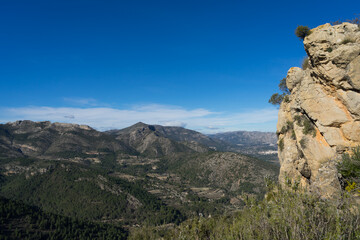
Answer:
[315, 129, 330, 147]
[312, 23, 331, 31]
[287, 67, 297, 74]
[327, 85, 338, 95]
[333, 97, 353, 121]
[288, 67, 296, 73]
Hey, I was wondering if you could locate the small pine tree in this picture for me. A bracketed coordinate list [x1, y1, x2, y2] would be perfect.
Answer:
[295, 26, 311, 40]
[268, 78, 290, 106]
[268, 93, 285, 106]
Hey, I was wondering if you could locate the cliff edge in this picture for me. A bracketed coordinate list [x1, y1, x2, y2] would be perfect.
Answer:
[278, 22, 360, 199]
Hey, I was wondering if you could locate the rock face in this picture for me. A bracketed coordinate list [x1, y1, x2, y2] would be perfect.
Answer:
[277, 23, 360, 199]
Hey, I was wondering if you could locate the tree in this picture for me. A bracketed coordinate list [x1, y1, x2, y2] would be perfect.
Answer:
[295, 26, 311, 40]
[278, 77, 290, 94]
[268, 93, 286, 106]
[268, 78, 290, 106]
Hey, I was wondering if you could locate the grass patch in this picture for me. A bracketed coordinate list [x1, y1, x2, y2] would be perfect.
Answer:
[337, 147, 360, 194]
[129, 184, 360, 239]
[299, 138, 307, 149]
[303, 118, 316, 136]
[294, 114, 316, 137]
[278, 138, 284, 152]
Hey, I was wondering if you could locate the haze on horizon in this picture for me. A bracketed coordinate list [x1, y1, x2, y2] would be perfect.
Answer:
[0, 1, 357, 133]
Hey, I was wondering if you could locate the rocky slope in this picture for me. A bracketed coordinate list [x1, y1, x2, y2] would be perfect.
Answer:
[277, 22, 360, 199]
[0, 120, 134, 161]
[0, 121, 215, 161]
[106, 122, 210, 157]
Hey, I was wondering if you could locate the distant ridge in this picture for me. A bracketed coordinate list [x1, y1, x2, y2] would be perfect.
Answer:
[0, 120, 134, 159]
[0, 120, 278, 162]
[209, 130, 277, 146]
[106, 122, 215, 156]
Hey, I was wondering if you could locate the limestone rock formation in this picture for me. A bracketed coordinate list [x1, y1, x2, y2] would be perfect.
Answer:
[277, 22, 360, 199]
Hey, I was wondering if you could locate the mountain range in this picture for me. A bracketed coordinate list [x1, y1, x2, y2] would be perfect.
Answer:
[0, 120, 279, 236]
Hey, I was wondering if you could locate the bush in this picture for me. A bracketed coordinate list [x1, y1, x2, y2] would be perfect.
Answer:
[132, 185, 360, 240]
[281, 121, 294, 134]
[338, 147, 360, 179]
[295, 26, 311, 40]
[294, 115, 303, 126]
[291, 129, 296, 140]
[294, 115, 316, 137]
[299, 138, 307, 149]
[337, 147, 360, 194]
[278, 138, 284, 152]
[302, 118, 316, 136]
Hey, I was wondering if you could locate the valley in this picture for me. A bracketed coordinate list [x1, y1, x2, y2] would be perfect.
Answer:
[0, 120, 279, 237]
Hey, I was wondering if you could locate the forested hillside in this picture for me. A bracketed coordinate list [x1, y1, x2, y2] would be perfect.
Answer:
[0, 120, 279, 238]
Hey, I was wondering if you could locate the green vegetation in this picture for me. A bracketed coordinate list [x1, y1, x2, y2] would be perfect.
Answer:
[294, 114, 316, 137]
[0, 196, 127, 239]
[268, 93, 286, 106]
[128, 147, 360, 239]
[295, 25, 311, 40]
[302, 118, 316, 136]
[0, 150, 279, 232]
[294, 115, 302, 125]
[337, 147, 360, 194]
[299, 138, 307, 149]
[278, 138, 284, 152]
[161, 152, 277, 197]
[279, 121, 296, 140]
[269, 78, 290, 106]
[278, 77, 289, 94]
[326, 47, 333, 52]
[0, 121, 280, 238]
[52, 151, 91, 159]
[0, 157, 36, 166]
[281, 121, 293, 134]
[0, 160, 184, 226]
[129, 184, 360, 239]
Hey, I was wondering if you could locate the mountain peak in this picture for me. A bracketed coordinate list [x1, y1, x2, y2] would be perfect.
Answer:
[132, 122, 148, 127]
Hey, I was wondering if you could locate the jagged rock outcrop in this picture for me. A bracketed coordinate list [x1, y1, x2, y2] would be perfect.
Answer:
[277, 22, 360, 199]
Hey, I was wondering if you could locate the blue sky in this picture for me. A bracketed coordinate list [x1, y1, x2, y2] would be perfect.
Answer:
[0, 1, 358, 133]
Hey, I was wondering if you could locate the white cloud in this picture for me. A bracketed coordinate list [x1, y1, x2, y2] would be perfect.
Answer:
[160, 121, 187, 128]
[63, 97, 99, 106]
[0, 104, 278, 133]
